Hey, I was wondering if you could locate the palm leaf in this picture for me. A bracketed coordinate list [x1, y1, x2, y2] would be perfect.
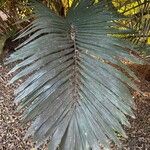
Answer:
[7, 0, 143, 149]
[113, 0, 150, 49]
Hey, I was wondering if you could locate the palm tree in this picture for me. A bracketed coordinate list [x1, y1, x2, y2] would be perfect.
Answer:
[6, 0, 149, 149]
[112, 0, 150, 54]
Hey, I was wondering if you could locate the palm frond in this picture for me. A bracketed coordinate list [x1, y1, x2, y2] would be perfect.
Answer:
[7, 1, 143, 149]
[112, 0, 150, 50]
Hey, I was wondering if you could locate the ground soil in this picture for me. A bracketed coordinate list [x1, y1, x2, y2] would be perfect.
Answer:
[0, 63, 150, 150]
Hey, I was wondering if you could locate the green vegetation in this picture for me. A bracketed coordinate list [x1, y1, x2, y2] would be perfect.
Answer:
[1, 0, 150, 150]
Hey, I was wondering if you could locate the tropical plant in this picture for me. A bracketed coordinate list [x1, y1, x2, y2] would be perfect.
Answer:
[6, 0, 146, 149]
[112, 0, 150, 55]
[0, 0, 32, 61]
